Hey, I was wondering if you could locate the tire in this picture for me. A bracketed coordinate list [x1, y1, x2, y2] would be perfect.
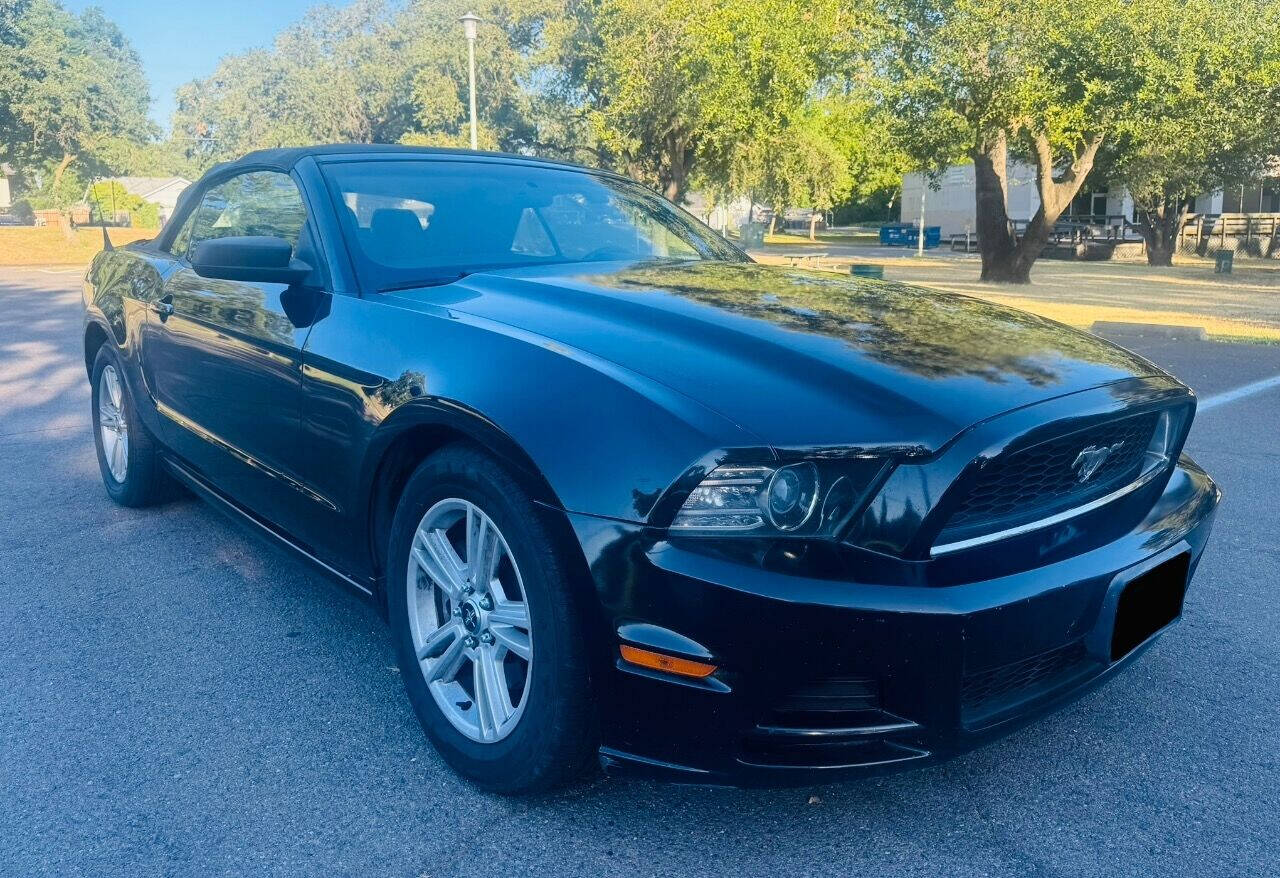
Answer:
[90, 344, 169, 507]
[387, 444, 595, 793]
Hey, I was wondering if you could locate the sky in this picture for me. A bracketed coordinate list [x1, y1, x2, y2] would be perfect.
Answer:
[65, 0, 348, 130]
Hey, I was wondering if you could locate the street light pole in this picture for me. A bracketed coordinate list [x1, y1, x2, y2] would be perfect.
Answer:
[917, 180, 927, 257]
[460, 12, 480, 150]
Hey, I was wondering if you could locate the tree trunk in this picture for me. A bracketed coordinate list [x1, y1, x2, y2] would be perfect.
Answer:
[52, 151, 75, 189]
[768, 212, 777, 235]
[976, 130, 1104, 284]
[661, 132, 688, 203]
[998, 208, 1053, 283]
[809, 213, 818, 241]
[53, 151, 78, 243]
[972, 133, 1018, 281]
[1135, 198, 1189, 266]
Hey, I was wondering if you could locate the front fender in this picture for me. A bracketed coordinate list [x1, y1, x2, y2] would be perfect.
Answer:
[358, 397, 564, 511]
[306, 291, 761, 527]
[81, 251, 170, 446]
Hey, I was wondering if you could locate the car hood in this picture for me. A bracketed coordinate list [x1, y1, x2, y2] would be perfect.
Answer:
[430, 260, 1163, 454]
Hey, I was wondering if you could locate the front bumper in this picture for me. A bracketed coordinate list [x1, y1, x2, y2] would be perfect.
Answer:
[567, 457, 1220, 787]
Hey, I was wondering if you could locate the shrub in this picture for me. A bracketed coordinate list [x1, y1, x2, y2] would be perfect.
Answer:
[88, 181, 161, 229]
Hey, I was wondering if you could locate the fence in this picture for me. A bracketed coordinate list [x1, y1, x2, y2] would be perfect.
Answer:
[1178, 213, 1280, 257]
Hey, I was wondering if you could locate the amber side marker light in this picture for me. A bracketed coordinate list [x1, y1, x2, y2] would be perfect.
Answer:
[619, 645, 717, 679]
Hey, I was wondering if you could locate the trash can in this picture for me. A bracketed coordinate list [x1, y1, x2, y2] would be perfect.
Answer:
[1214, 249, 1234, 274]
[739, 222, 766, 249]
[850, 264, 884, 280]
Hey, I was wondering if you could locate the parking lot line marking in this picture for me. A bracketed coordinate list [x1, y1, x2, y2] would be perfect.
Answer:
[1198, 373, 1280, 414]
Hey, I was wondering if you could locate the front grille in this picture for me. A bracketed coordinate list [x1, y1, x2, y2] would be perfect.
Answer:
[940, 411, 1159, 542]
[960, 640, 1096, 727]
[772, 677, 881, 716]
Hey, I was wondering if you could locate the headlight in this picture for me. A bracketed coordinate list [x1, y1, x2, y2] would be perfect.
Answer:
[670, 458, 889, 538]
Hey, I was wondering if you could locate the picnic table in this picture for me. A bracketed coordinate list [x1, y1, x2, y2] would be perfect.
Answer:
[782, 251, 829, 269]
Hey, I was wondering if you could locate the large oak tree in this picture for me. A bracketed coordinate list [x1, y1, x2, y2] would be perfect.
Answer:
[558, 0, 865, 202]
[0, 0, 153, 200]
[879, 0, 1276, 282]
[1101, 0, 1280, 265]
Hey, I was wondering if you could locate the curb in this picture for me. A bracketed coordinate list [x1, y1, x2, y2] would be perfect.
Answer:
[1090, 321, 1207, 340]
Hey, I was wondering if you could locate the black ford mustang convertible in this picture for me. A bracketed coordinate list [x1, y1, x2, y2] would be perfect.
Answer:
[83, 145, 1219, 791]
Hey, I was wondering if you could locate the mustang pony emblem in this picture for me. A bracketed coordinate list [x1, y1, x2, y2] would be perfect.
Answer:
[1072, 442, 1124, 483]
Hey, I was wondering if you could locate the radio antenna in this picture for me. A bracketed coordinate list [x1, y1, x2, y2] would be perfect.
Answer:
[91, 178, 114, 252]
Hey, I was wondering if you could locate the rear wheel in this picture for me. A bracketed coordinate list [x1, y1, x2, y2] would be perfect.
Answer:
[90, 345, 168, 507]
[388, 445, 595, 793]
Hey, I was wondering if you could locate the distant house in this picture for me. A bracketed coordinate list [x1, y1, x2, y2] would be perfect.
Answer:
[0, 163, 15, 210]
[105, 176, 193, 225]
[683, 191, 754, 233]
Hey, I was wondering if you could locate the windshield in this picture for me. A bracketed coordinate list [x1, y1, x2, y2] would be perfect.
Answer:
[321, 158, 747, 292]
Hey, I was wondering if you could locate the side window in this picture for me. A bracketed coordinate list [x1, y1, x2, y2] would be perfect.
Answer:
[167, 207, 199, 259]
[187, 171, 308, 254]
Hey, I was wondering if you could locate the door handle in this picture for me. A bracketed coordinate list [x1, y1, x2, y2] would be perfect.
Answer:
[151, 297, 174, 319]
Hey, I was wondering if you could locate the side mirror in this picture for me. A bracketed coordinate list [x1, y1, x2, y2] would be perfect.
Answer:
[191, 235, 312, 285]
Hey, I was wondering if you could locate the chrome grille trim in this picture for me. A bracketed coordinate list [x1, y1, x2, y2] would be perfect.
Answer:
[931, 455, 1168, 556]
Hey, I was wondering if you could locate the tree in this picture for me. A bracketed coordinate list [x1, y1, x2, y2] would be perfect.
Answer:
[879, 0, 1262, 283]
[730, 93, 908, 237]
[397, 0, 569, 150]
[560, 0, 863, 201]
[172, 0, 404, 168]
[0, 0, 153, 193]
[172, 0, 571, 171]
[1101, 0, 1280, 265]
[87, 181, 160, 228]
[559, 0, 708, 199]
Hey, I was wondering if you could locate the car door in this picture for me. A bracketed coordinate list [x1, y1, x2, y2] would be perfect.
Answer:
[142, 169, 328, 534]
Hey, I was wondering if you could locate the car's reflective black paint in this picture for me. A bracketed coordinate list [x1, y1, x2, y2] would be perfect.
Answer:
[83, 146, 1219, 785]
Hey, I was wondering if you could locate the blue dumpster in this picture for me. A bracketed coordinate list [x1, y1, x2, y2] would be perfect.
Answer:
[879, 223, 911, 246]
[879, 223, 941, 249]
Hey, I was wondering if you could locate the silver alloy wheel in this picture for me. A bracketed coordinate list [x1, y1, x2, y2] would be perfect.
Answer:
[98, 364, 129, 483]
[407, 498, 533, 743]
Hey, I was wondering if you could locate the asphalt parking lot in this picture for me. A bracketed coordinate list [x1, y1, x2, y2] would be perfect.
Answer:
[2, 266, 1278, 877]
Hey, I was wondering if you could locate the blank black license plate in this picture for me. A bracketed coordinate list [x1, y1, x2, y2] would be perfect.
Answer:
[1111, 554, 1191, 661]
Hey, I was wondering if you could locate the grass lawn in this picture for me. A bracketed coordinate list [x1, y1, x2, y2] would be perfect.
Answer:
[0, 227, 156, 266]
[759, 231, 880, 246]
[725, 229, 881, 246]
[974, 294, 1280, 344]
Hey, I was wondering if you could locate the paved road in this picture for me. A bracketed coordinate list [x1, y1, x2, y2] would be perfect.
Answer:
[2, 267, 1278, 877]
[752, 244, 1280, 335]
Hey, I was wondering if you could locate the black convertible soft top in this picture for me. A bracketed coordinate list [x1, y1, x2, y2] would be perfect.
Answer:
[206, 143, 590, 176]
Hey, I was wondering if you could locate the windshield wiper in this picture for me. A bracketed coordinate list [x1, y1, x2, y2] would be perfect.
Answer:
[379, 272, 472, 293]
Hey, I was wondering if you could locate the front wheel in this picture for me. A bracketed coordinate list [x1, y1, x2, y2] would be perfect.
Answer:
[90, 345, 169, 507]
[387, 445, 595, 793]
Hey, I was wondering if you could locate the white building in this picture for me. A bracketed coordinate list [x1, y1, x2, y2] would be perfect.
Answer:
[901, 160, 1280, 238]
[901, 161, 1132, 237]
